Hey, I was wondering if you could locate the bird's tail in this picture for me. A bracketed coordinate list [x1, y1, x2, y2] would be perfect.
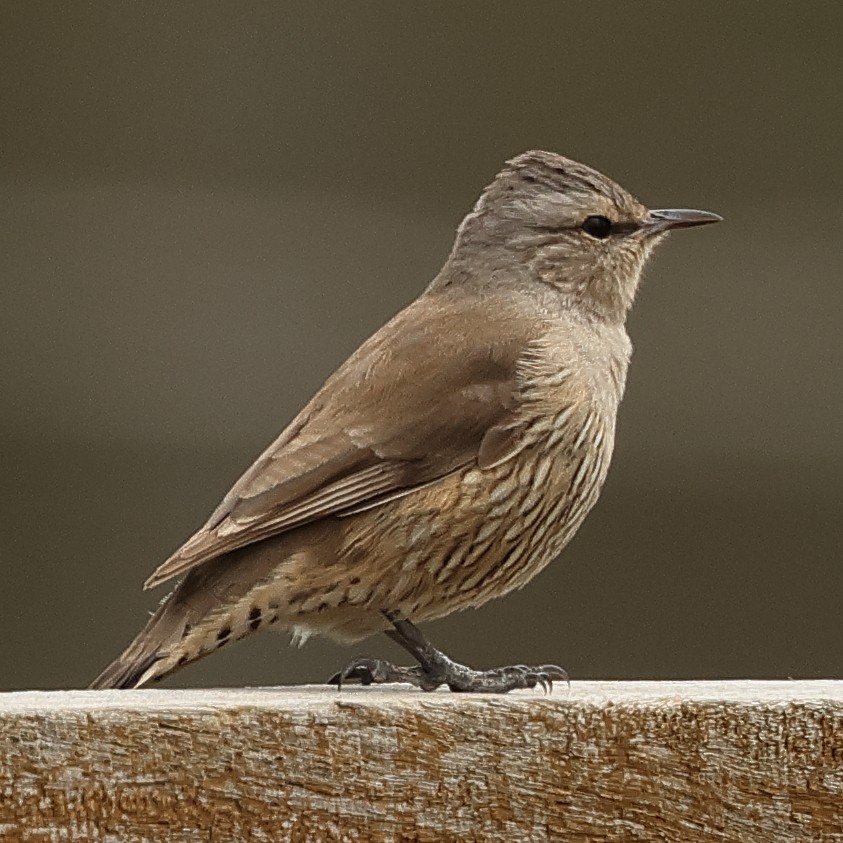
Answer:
[89, 541, 301, 690]
[89, 590, 282, 689]
[89, 596, 190, 689]
[89, 538, 309, 690]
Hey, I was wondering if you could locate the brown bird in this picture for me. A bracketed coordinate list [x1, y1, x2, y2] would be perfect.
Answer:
[91, 150, 720, 693]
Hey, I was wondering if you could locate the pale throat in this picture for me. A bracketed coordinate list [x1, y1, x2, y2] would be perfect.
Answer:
[528, 246, 644, 326]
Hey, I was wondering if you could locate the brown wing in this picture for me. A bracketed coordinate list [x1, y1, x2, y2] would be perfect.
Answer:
[144, 292, 545, 588]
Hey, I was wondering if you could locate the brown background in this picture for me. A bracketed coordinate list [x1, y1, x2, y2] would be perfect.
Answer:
[1, 2, 841, 691]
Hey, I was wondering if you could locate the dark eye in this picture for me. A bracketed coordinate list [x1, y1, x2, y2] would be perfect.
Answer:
[581, 215, 613, 239]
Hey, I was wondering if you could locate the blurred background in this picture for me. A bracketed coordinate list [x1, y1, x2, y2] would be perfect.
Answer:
[1, 2, 841, 691]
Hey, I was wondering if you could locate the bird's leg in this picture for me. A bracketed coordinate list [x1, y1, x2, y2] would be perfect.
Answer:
[327, 610, 568, 693]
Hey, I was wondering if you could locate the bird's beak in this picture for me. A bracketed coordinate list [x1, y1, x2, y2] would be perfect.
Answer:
[646, 208, 723, 231]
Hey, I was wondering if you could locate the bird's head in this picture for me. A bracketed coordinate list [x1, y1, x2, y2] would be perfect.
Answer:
[445, 150, 721, 323]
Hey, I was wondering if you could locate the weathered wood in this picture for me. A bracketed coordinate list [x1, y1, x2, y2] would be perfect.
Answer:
[0, 681, 841, 842]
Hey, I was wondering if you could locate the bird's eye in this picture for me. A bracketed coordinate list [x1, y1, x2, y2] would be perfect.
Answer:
[581, 215, 613, 239]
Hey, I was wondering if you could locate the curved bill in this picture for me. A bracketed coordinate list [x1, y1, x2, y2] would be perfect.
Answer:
[647, 208, 723, 230]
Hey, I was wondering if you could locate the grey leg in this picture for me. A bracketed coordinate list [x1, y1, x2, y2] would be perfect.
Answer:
[327, 610, 568, 693]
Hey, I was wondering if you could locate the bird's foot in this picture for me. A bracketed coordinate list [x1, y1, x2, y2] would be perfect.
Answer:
[327, 610, 567, 693]
[436, 661, 568, 694]
[328, 642, 567, 693]
[327, 654, 566, 693]
[327, 658, 435, 690]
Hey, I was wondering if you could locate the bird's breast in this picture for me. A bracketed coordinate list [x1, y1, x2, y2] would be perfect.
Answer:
[359, 397, 618, 620]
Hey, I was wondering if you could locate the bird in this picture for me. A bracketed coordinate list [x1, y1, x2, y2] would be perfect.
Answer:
[90, 150, 720, 693]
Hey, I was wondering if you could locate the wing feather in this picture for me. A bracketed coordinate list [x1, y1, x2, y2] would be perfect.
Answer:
[143, 293, 545, 589]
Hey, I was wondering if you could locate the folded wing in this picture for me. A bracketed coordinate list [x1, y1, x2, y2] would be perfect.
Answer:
[144, 293, 545, 588]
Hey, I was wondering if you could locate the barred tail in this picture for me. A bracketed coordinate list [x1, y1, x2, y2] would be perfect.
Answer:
[89, 600, 183, 689]
[90, 539, 301, 689]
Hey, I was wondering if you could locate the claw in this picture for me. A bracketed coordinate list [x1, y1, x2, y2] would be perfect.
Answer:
[326, 656, 379, 690]
[327, 668, 353, 690]
[327, 657, 423, 690]
[540, 664, 570, 692]
[328, 651, 569, 695]
[508, 663, 568, 695]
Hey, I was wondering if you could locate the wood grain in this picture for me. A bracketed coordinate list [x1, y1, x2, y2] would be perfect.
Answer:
[1, 681, 841, 842]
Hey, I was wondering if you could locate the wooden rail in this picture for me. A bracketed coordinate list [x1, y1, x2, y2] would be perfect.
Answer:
[1, 681, 841, 842]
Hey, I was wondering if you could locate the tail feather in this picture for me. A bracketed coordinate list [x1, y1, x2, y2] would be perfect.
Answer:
[89, 649, 164, 690]
[89, 602, 175, 689]
[90, 538, 306, 690]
